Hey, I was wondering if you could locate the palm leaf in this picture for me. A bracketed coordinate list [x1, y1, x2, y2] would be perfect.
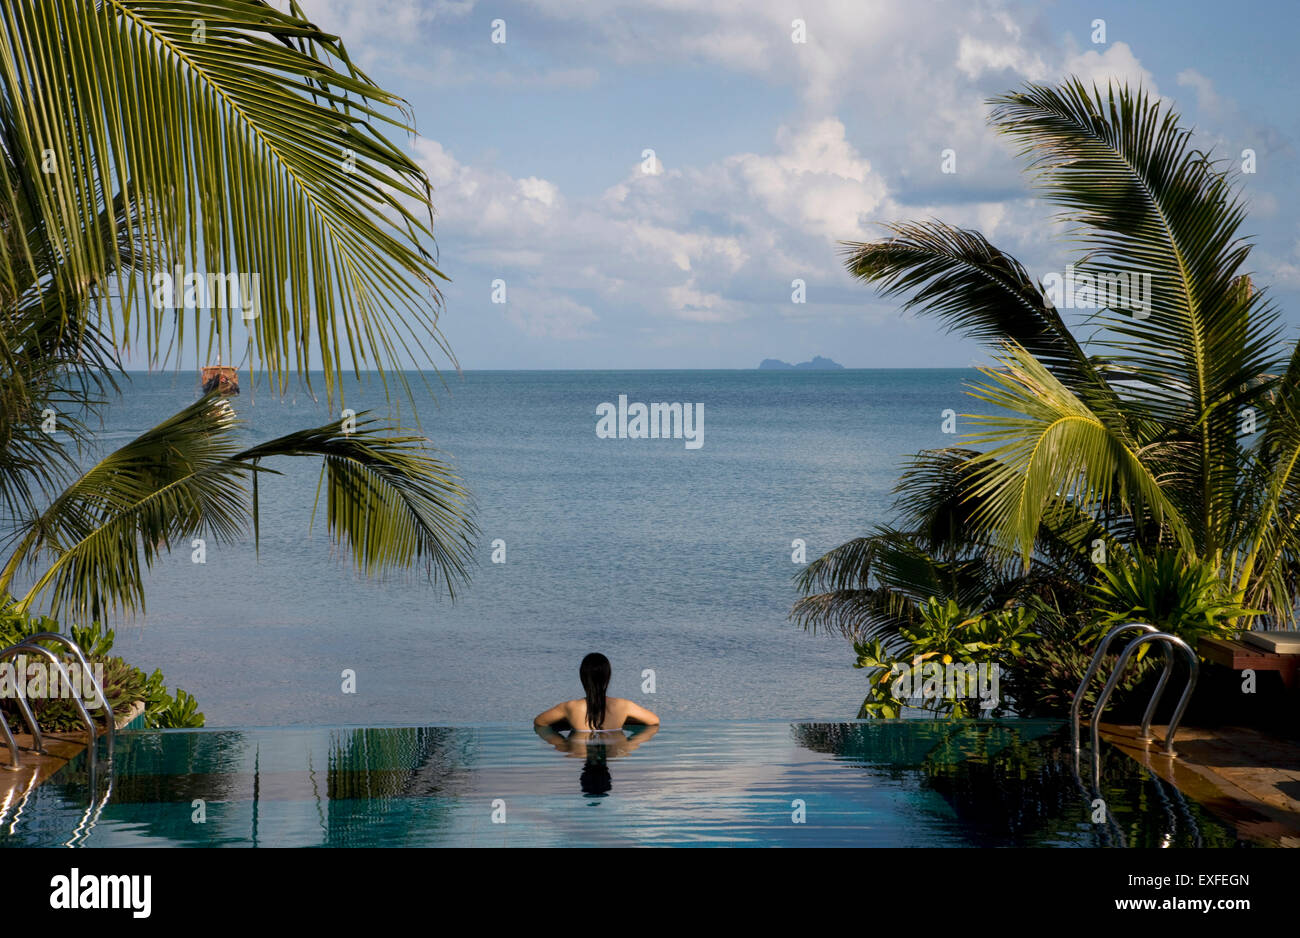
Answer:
[1, 398, 478, 619]
[842, 220, 1109, 396]
[963, 342, 1192, 563]
[0, 169, 153, 522]
[1, 395, 248, 620]
[988, 79, 1283, 553]
[234, 415, 478, 597]
[0, 0, 451, 404]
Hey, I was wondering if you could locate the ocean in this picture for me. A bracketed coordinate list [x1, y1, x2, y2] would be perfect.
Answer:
[32, 368, 977, 725]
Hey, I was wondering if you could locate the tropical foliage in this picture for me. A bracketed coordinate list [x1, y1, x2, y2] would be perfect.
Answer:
[0, 0, 478, 635]
[0, 0, 452, 400]
[0, 0, 480, 747]
[795, 79, 1282, 715]
[0, 601, 204, 730]
[1088, 548, 1258, 641]
[853, 597, 1039, 718]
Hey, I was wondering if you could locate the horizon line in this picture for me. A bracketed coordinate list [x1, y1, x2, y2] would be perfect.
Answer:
[118, 364, 988, 374]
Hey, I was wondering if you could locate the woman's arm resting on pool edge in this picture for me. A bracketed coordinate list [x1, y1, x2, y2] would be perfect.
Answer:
[623, 701, 660, 725]
[533, 702, 568, 727]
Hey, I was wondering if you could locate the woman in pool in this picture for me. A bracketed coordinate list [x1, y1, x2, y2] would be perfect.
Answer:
[533, 652, 660, 733]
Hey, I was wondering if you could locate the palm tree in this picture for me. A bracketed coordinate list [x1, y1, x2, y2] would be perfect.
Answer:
[0, 0, 477, 623]
[794, 79, 1292, 657]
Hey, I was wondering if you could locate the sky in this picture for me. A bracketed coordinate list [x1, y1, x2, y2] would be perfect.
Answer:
[254, 0, 1300, 370]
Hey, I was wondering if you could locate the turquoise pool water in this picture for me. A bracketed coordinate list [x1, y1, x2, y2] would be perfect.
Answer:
[0, 721, 1250, 847]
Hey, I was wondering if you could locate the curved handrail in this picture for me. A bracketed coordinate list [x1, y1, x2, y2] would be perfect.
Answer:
[1090, 633, 1198, 788]
[0, 643, 46, 765]
[0, 644, 99, 773]
[24, 632, 114, 763]
[0, 643, 53, 767]
[1139, 641, 1177, 743]
[1071, 622, 1160, 756]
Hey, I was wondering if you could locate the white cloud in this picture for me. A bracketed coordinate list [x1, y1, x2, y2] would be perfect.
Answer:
[1060, 42, 1157, 95]
[270, 0, 1296, 364]
[414, 139, 564, 243]
[415, 118, 899, 332]
[287, 0, 603, 88]
[664, 281, 746, 323]
[956, 35, 1049, 81]
[504, 290, 598, 338]
[732, 120, 887, 242]
[628, 223, 745, 274]
[287, 0, 466, 46]
[1177, 68, 1227, 119]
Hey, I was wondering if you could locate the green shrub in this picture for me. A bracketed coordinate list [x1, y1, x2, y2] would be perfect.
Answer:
[1001, 598, 1157, 718]
[0, 600, 203, 731]
[853, 597, 1039, 718]
[1089, 548, 1259, 642]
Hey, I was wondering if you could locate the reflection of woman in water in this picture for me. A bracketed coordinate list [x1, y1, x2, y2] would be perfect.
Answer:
[579, 745, 612, 797]
[533, 653, 659, 797]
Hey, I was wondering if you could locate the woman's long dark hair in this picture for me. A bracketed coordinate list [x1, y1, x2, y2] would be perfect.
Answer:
[580, 653, 611, 730]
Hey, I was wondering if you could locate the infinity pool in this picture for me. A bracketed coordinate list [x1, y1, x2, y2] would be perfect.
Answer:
[0, 721, 1251, 847]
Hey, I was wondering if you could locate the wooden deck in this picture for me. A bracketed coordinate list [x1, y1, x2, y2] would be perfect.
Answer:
[0, 702, 143, 810]
[1100, 722, 1300, 846]
[0, 730, 90, 809]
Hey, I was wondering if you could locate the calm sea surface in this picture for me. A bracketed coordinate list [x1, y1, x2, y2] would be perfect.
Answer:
[31, 369, 977, 725]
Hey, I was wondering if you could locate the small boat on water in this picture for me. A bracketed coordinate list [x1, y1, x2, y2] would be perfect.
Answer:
[201, 365, 239, 395]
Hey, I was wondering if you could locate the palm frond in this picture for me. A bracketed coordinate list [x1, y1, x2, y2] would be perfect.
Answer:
[0, 0, 451, 404]
[842, 220, 1110, 396]
[0, 173, 152, 522]
[2, 395, 248, 620]
[234, 414, 478, 597]
[1234, 340, 1300, 615]
[792, 526, 1022, 643]
[989, 79, 1284, 553]
[2, 398, 478, 619]
[963, 343, 1192, 563]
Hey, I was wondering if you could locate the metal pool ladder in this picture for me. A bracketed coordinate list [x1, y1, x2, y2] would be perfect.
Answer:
[1071, 622, 1199, 787]
[0, 632, 115, 773]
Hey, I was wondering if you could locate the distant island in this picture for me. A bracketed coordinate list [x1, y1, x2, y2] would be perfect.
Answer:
[758, 355, 845, 370]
